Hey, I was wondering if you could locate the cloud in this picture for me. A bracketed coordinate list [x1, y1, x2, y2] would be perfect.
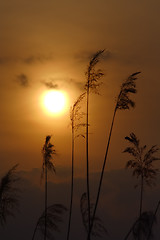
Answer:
[1, 167, 160, 240]
[23, 53, 54, 64]
[41, 77, 84, 91]
[16, 74, 29, 87]
[67, 78, 84, 90]
[0, 53, 54, 65]
[41, 79, 59, 89]
[0, 57, 8, 64]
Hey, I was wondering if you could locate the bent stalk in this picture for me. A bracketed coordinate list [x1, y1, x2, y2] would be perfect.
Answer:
[88, 107, 116, 239]
[88, 72, 140, 239]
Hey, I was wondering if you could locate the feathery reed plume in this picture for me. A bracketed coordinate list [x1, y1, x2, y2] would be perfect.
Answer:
[0, 164, 20, 226]
[88, 72, 140, 239]
[32, 204, 67, 240]
[85, 49, 105, 238]
[133, 212, 156, 240]
[124, 211, 156, 240]
[41, 136, 56, 240]
[80, 192, 108, 238]
[67, 92, 86, 240]
[124, 133, 160, 217]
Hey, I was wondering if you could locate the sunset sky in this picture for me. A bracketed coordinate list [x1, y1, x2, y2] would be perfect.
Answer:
[0, 0, 160, 239]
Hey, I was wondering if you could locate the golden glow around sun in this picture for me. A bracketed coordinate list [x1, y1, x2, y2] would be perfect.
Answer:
[42, 90, 67, 115]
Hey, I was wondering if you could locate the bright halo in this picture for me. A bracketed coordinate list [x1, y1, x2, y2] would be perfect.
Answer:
[43, 90, 66, 114]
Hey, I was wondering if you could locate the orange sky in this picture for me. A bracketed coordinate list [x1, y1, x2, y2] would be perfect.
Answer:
[0, 0, 160, 174]
[1, 1, 160, 240]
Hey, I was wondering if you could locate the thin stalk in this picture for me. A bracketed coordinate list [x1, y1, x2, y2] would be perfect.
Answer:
[123, 219, 139, 240]
[88, 107, 117, 239]
[41, 136, 56, 240]
[147, 200, 160, 240]
[44, 164, 47, 240]
[139, 175, 143, 218]
[137, 175, 143, 240]
[67, 119, 74, 240]
[86, 85, 91, 238]
[32, 221, 39, 240]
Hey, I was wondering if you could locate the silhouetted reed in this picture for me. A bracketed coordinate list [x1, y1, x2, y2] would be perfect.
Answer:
[88, 72, 140, 239]
[147, 200, 160, 240]
[85, 50, 104, 238]
[41, 136, 56, 240]
[67, 93, 86, 240]
[32, 204, 67, 240]
[0, 164, 20, 226]
[80, 192, 107, 238]
[124, 211, 156, 240]
[124, 133, 160, 218]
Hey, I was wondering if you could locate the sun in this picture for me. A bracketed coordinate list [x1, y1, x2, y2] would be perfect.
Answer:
[43, 90, 67, 115]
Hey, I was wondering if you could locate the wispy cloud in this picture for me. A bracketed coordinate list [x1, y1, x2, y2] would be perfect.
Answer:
[16, 74, 29, 87]
[41, 79, 59, 89]
[41, 78, 84, 91]
[0, 57, 11, 65]
[23, 53, 54, 64]
[67, 78, 84, 90]
[0, 53, 54, 65]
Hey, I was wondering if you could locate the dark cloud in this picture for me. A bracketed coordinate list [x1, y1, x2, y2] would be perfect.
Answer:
[0, 53, 54, 65]
[1, 167, 160, 240]
[0, 57, 7, 64]
[67, 78, 84, 90]
[23, 53, 54, 64]
[41, 79, 59, 89]
[0, 57, 11, 65]
[16, 74, 29, 87]
[41, 77, 84, 91]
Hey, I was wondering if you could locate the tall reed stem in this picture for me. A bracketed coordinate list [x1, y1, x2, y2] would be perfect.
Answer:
[67, 119, 74, 240]
[32, 221, 39, 240]
[88, 107, 117, 239]
[139, 175, 143, 218]
[86, 85, 91, 238]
